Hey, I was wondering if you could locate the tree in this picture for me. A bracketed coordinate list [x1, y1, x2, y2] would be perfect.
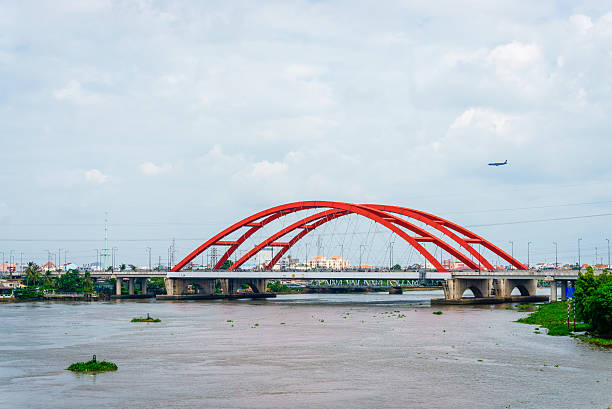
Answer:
[120, 264, 126, 271]
[82, 272, 94, 293]
[42, 271, 55, 289]
[24, 262, 41, 286]
[574, 268, 612, 337]
[129, 264, 137, 271]
[391, 264, 402, 271]
[220, 260, 232, 270]
[56, 270, 84, 293]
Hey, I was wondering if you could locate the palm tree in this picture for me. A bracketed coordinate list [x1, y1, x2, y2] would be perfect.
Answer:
[82, 272, 94, 293]
[42, 270, 55, 289]
[24, 262, 41, 286]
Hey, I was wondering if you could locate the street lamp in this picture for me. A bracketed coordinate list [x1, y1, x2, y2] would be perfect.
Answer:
[578, 238, 582, 270]
[553, 242, 558, 269]
[359, 244, 367, 270]
[527, 241, 532, 269]
[389, 241, 394, 270]
[146, 247, 152, 271]
[111, 247, 118, 272]
[508, 241, 514, 269]
[607, 238, 610, 269]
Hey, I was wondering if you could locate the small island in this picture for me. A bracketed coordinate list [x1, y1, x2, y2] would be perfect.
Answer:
[67, 355, 117, 373]
[131, 313, 161, 323]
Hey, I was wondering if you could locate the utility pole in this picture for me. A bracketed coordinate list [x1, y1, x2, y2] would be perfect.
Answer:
[595, 246, 598, 267]
[359, 244, 366, 270]
[508, 241, 514, 269]
[553, 242, 558, 269]
[20, 252, 23, 275]
[338, 244, 344, 271]
[103, 212, 109, 271]
[146, 247, 152, 271]
[112, 247, 118, 272]
[578, 238, 582, 270]
[389, 241, 394, 270]
[305, 243, 310, 268]
[527, 241, 532, 269]
[606, 238, 610, 269]
[94, 249, 99, 270]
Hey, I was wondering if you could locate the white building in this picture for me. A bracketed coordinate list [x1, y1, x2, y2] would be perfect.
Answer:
[307, 256, 350, 270]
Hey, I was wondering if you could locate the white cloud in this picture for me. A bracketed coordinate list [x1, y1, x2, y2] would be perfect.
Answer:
[570, 14, 594, 33]
[139, 162, 172, 176]
[247, 160, 288, 180]
[84, 169, 109, 184]
[450, 108, 514, 134]
[53, 80, 101, 104]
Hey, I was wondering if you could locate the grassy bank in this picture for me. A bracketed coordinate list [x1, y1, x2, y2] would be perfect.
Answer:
[67, 356, 117, 373]
[517, 302, 611, 347]
[516, 302, 589, 336]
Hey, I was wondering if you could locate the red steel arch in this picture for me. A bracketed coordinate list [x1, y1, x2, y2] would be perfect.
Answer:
[170, 201, 526, 273]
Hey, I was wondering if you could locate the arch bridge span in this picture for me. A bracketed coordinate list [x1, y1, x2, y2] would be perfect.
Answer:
[171, 201, 526, 273]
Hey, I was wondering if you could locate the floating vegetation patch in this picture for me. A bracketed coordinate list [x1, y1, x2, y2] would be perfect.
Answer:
[131, 313, 161, 323]
[67, 355, 117, 373]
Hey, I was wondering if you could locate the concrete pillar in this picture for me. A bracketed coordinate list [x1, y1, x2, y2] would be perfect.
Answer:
[560, 281, 567, 301]
[128, 278, 135, 295]
[550, 281, 557, 303]
[115, 278, 122, 296]
[164, 278, 184, 296]
[221, 279, 230, 294]
[141, 279, 147, 295]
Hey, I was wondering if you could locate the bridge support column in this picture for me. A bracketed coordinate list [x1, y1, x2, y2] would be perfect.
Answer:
[128, 278, 135, 295]
[496, 279, 537, 298]
[164, 278, 185, 296]
[550, 281, 557, 303]
[115, 278, 122, 296]
[443, 278, 492, 300]
[140, 279, 147, 295]
[560, 281, 567, 301]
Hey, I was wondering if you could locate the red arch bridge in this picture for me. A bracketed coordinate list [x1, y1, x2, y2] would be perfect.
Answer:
[161, 201, 578, 303]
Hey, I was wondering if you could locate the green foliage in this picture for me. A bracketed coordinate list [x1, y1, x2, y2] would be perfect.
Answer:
[24, 262, 41, 286]
[14, 286, 44, 299]
[119, 264, 126, 271]
[517, 302, 589, 336]
[267, 280, 290, 293]
[391, 264, 402, 271]
[432, 311, 443, 315]
[56, 270, 84, 293]
[67, 357, 117, 373]
[220, 260, 232, 270]
[131, 313, 161, 323]
[574, 268, 612, 337]
[147, 277, 166, 294]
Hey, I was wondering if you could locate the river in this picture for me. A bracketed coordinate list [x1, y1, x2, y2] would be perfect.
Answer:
[1, 291, 610, 409]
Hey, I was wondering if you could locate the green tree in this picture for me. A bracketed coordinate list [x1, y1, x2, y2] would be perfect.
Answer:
[82, 272, 94, 293]
[574, 268, 612, 337]
[56, 270, 84, 293]
[42, 270, 55, 289]
[120, 264, 126, 271]
[24, 262, 41, 286]
[391, 264, 402, 271]
[220, 260, 232, 270]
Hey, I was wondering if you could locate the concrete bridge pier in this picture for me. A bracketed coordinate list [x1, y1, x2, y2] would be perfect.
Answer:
[115, 278, 122, 296]
[442, 278, 493, 300]
[165, 278, 184, 296]
[128, 278, 135, 295]
[140, 278, 147, 295]
[560, 281, 567, 301]
[549, 280, 557, 302]
[494, 279, 537, 298]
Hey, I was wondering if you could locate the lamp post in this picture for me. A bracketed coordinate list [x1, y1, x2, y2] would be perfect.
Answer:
[553, 242, 558, 269]
[595, 246, 598, 267]
[578, 238, 582, 270]
[111, 247, 118, 273]
[508, 241, 514, 269]
[146, 247, 152, 271]
[607, 238, 610, 269]
[389, 241, 394, 270]
[359, 245, 367, 270]
[527, 241, 532, 269]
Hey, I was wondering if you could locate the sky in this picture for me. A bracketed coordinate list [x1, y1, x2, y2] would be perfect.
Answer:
[1, 0, 612, 268]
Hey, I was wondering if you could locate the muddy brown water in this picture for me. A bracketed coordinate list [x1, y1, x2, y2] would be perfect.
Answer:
[1, 291, 610, 409]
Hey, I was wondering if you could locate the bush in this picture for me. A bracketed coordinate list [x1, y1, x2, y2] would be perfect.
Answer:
[574, 268, 612, 337]
[14, 286, 44, 300]
[67, 356, 117, 373]
[267, 280, 290, 293]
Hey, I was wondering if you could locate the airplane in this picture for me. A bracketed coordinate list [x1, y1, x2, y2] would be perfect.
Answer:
[488, 160, 507, 166]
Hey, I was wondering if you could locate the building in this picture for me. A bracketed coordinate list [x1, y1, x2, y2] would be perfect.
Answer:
[442, 259, 469, 271]
[307, 256, 350, 270]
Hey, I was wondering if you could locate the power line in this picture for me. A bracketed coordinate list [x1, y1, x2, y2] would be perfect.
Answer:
[467, 212, 612, 228]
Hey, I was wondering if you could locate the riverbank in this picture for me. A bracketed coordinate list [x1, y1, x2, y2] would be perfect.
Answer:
[517, 302, 612, 347]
